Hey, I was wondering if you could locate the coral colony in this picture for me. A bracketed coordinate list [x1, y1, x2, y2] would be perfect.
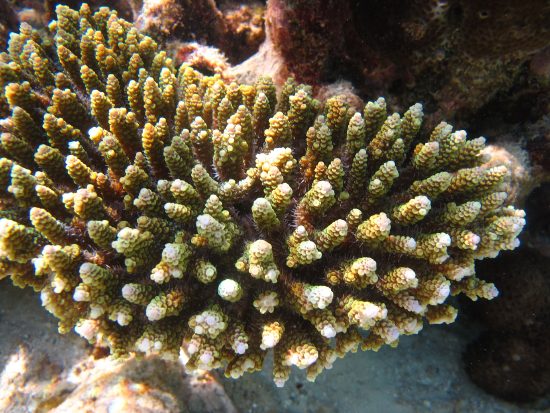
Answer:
[0, 5, 525, 387]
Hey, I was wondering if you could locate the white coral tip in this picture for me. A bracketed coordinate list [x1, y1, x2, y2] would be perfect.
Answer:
[321, 325, 336, 338]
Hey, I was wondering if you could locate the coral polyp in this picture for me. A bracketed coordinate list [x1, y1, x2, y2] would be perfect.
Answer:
[0, 4, 525, 387]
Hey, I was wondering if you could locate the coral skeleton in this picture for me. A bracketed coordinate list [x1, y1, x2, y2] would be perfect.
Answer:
[0, 5, 525, 387]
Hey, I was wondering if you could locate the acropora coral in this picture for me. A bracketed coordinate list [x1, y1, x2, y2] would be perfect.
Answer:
[0, 4, 526, 387]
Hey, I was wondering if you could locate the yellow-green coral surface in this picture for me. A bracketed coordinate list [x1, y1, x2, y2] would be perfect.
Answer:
[0, 4, 526, 387]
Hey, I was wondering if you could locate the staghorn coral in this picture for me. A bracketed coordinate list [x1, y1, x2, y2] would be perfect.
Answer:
[0, 4, 525, 387]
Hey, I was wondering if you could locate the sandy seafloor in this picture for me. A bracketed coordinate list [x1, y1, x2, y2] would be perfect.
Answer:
[0, 277, 547, 413]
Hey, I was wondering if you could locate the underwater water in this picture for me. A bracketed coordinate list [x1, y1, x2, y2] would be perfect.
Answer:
[0, 0, 550, 412]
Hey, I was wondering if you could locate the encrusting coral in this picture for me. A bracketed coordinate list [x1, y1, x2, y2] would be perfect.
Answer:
[0, 5, 526, 387]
